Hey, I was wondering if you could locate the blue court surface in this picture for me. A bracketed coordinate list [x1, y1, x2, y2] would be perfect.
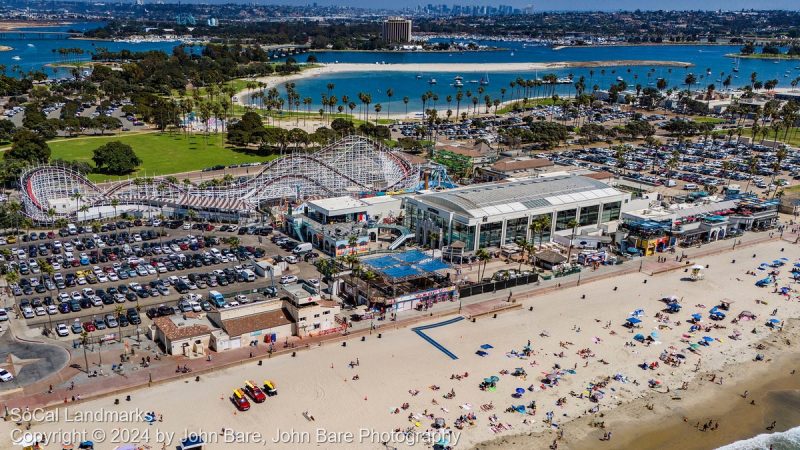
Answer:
[411, 316, 464, 360]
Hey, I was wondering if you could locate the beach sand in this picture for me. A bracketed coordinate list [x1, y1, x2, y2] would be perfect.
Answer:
[2, 239, 798, 449]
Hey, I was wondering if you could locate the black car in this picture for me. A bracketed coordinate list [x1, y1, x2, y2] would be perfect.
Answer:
[157, 305, 175, 316]
[145, 308, 160, 319]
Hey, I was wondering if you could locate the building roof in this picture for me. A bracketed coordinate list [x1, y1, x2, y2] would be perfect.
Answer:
[489, 158, 553, 173]
[153, 314, 211, 341]
[582, 170, 615, 181]
[308, 196, 367, 213]
[536, 250, 567, 264]
[414, 175, 622, 218]
[437, 143, 494, 158]
[221, 308, 293, 337]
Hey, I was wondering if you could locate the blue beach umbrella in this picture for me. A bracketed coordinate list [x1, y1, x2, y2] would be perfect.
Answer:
[691, 313, 702, 320]
[769, 318, 780, 324]
[702, 336, 714, 342]
[516, 388, 526, 395]
[626, 317, 642, 324]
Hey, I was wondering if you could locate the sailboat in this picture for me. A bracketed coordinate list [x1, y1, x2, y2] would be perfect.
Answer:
[733, 57, 740, 73]
[479, 73, 490, 86]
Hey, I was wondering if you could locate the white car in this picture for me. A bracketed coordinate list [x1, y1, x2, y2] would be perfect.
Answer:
[56, 323, 69, 337]
[280, 275, 298, 284]
[0, 369, 13, 382]
[306, 278, 320, 288]
[47, 305, 58, 315]
[22, 307, 35, 319]
[0, 308, 8, 321]
[34, 306, 46, 316]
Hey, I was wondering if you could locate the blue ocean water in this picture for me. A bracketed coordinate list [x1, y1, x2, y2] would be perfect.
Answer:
[283, 40, 800, 111]
[0, 22, 178, 78]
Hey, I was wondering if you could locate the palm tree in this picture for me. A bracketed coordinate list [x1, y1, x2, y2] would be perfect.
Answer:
[373, 104, 382, 124]
[361, 270, 378, 304]
[80, 331, 90, 373]
[565, 218, 579, 264]
[476, 248, 490, 281]
[402, 97, 409, 117]
[115, 304, 125, 342]
[71, 192, 83, 220]
[385, 88, 393, 119]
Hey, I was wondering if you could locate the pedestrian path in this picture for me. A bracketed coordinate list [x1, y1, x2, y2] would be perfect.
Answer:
[412, 317, 464, 360]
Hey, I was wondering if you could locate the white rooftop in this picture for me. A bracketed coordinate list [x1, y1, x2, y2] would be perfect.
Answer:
[307, 196, 367, 214]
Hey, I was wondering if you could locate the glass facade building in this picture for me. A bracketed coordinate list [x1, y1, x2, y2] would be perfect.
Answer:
[403, 175, 630, 252]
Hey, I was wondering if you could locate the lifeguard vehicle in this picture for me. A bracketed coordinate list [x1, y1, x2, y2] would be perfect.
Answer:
[244, 380, 267, 403]
[231, 388, 251, 411]
[263, 380, 278, 396]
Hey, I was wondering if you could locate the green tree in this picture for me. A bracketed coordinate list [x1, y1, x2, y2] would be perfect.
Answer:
[5, 129, 50, 163]
[92, 141, 141, 174]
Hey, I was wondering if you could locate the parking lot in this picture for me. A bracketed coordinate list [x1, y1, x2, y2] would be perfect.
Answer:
[2, 220, 323, 342]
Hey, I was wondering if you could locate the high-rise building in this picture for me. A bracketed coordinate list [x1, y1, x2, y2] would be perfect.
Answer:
[382, 17, 412, 44]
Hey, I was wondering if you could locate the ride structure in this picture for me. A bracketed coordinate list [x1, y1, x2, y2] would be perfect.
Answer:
[20, 135, 420, 223]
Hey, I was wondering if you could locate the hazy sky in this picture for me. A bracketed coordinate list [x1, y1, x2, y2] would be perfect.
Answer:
[269, 0, 800, 9]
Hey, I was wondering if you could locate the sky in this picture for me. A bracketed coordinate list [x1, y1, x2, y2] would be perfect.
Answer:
[263, 0, 800, 9]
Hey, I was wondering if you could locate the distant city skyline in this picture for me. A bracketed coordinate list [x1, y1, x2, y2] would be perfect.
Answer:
[221, 0, 799, 10]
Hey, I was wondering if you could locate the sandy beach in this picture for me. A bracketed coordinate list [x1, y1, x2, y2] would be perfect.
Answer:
[235, 59, 694, 104]
[2, 237, 798, 449]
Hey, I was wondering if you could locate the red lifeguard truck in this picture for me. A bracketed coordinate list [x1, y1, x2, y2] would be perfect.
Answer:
[232, 388, 251, 411]
[244, 380, 267, 403]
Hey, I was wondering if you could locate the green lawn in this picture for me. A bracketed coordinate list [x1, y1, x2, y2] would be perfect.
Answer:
[48, 132, 276, 182]
[693, 117, 726, 124]
[497, 98, 558, 114]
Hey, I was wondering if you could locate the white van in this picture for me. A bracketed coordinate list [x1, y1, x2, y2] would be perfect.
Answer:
[67, 223, 78, 235]
[292, 243, 313, 254]
[684, 183, 699, 191]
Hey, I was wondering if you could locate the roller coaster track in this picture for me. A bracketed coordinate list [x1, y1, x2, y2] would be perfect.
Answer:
[20, 135, 419, 223]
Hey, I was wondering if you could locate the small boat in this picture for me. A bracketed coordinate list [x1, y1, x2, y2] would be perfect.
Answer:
[11, 56, 20, 61]
[416, 74, 423, 79]
[479, 73, 489, 86]
[510, 52, 515, 56]
[468, 80, 479, 84]
[428, 78, 437, 85]
[26, 43, 34, 47]
[616, 76, 624, 82]
[453, 79, 464, 87]
[454, 75, 463, 81]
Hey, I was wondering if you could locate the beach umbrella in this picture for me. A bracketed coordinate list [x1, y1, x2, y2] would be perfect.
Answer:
[650, 331, 660, 339]
[490, 376, 499, 382]
[626, 317, 642, 324]
[515, 388, 526, 395]
[691, 313, 702, 320]
[484, 377, 493, 384]
[689, 343, 700, 349]
[769, 318, 781, 324]
[702, 336, 714, 342]
[691, 264, 704, 270]
[634, 333, 645, 341]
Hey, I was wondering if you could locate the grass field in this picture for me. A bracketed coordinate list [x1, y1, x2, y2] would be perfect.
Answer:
[48, 132, 275, 182]
[693, 117, 726, 124]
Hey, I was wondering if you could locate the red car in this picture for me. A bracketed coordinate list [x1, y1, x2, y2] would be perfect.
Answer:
[244, 381, 266, 403]
[232, 389, 251, 411]
[83, 321, 96, 332]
